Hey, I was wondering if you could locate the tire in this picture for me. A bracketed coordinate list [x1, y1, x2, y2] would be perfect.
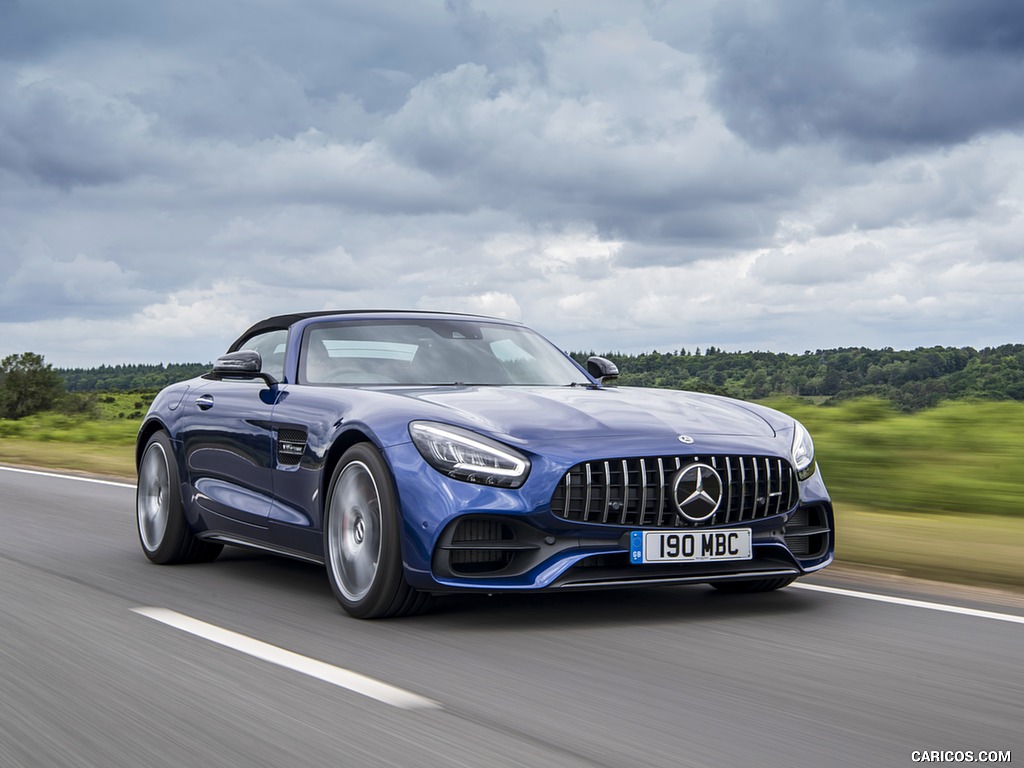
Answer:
[323, 443, 430, 619]
[711, 576, 796, 594]
[137, 431, 222, 564]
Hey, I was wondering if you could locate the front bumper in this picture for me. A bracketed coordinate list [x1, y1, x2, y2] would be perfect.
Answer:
[425, 503, 834, 592]
[386, 439, 835, 592]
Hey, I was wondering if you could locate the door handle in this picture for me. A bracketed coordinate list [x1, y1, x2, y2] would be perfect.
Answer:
[195, 394, 215, 410]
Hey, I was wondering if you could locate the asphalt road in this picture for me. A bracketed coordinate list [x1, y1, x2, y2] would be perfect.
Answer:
[1, 466, 1020, 768]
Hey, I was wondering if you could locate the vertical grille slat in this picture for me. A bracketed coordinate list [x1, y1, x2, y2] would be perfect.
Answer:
[602, 461, 612, 524]
[716, 456, 728, 526]
[639, 458, 649, 526]
[656, 458, 666, 527]
[773, 458, 784, 517]
[725, 457, 735, 525]
[619, 459, 630, 525]
[751, 457, 760, 519]
[551, 453, 798, 528]
[738, 458, 748, 522]
[583, 464, 593, 522]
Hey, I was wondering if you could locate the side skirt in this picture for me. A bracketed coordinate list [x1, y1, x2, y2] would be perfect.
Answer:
[197, 532, 326, 566]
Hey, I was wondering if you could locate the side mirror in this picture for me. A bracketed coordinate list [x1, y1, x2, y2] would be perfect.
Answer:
[586, 356, 619, 386]
[208, 350, 278, 386]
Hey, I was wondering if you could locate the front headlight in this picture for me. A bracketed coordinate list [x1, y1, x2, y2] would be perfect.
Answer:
[791, 420, 816, 481]
[409, 421, 531, 489]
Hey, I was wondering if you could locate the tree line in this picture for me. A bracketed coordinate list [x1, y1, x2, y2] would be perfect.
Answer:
[51, 345, 1024, 411]
[58, 362, 211, 393]
[571, 343, 1024, 411]
[0, 355, 210, 419]
[3, 344, 1024, 420]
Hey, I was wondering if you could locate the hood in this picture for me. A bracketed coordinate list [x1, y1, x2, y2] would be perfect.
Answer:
[385, 385, 776, 443]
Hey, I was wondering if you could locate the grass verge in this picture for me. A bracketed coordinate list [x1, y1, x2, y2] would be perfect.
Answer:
[0, 439, 135, 478]
[836, 505, 1023, 591]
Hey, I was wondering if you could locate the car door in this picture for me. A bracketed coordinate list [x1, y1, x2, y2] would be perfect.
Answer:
[177, 375, 277, 528]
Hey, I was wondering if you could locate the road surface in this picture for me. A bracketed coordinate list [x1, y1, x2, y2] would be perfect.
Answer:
[1, 466, 1019, 767]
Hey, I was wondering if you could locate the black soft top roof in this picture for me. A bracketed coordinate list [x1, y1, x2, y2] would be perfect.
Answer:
[228, 309, 510, 351]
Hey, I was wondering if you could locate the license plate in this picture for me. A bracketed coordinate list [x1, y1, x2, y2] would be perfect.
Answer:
[630, 529, 752, 564]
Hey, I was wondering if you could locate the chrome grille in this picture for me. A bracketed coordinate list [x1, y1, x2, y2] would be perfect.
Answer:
[550, 455, 797, 528]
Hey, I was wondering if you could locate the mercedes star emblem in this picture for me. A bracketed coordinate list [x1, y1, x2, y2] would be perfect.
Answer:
[672, 463, 724, 522]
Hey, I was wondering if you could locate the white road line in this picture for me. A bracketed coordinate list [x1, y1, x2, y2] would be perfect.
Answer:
[793, 583, 1024, 625]
[132, 607, 441, 710]
[0, 465, 135, 489]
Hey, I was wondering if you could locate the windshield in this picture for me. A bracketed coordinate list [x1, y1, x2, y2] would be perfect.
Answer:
[299, 318, 588, 386]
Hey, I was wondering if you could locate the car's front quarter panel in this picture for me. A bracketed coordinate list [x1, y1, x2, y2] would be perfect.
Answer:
[262, 385, 445, 555]
[382, 439, 578, 588]
[139, 380, 205, 443]
[137, 378, 207, 503]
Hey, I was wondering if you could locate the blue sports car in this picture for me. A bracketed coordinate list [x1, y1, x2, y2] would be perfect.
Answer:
[136, 310, 834, 618]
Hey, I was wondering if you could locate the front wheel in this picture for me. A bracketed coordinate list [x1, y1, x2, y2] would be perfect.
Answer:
[323, 443, 430, 619]
[710, 576, 796, 594]
[136, 431, 222, 564]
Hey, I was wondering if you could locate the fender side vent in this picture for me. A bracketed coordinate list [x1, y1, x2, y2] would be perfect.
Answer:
[276, 427, 308, 467]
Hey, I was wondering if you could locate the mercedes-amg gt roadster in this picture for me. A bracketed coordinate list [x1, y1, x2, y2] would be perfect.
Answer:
[136, 311, 834, 618]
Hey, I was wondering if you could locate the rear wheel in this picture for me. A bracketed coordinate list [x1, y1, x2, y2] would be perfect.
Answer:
[323, 443, 430, 619]
[137, 431, 222, 564]
[711, 576, 796, 594]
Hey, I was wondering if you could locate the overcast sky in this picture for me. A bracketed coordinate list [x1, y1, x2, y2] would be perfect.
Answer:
[3, 0, 1024, 367]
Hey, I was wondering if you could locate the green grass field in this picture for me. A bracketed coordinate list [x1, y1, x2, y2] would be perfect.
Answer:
[764, 397, 1024, 517]
[0, 392, 144, 475]
[2, 395, 1022, 590]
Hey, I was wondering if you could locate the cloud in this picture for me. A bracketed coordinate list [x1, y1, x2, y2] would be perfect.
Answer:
[0, 250, 156, 321]
[705, 0, 1024, 159]
[418, 290, 522, 320]
[2, 0, 1024, 366]
[0, 73, 163, 188]
[750, 241, 889, 287]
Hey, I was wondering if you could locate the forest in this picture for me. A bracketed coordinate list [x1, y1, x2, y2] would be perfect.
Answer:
[570, 344, 1024, 410]
[54, 343, 1024, 411]
[59, 362, 212, 393]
